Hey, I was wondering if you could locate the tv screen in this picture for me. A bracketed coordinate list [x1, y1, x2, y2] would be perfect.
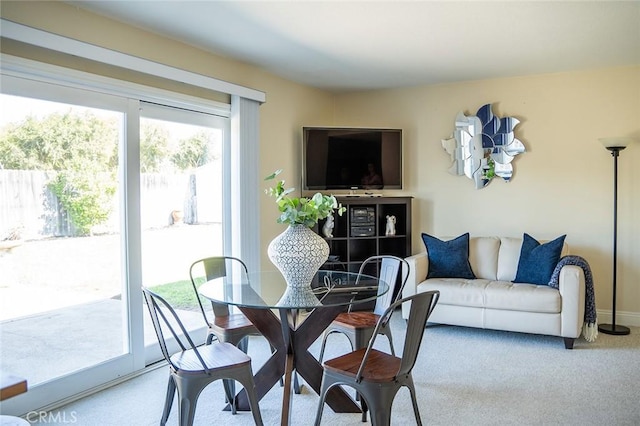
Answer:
[303, 127, 403, 191]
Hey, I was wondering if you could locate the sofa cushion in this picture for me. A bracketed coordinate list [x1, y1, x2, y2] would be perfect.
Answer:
[422, 233, 476, 279]
[469, 236, 500, 280]
[418, 278, 561, 313]
[484, 281, 560, 313]
[513, 233, 566, 285]
[496, 237, 523, 281]
[497, 236, 571, 281]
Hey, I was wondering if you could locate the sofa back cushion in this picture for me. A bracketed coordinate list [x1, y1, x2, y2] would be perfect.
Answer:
[469, 236, 500, 280]
[497, 236, 570, 282]
[432, 235, 569, 282]
[497, 237, 523, 281]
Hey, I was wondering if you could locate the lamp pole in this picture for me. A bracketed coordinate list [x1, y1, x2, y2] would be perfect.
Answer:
[598, 145, 630, 335]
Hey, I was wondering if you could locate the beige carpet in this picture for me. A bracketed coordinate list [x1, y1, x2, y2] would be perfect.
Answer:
[27, 314, 640, 426]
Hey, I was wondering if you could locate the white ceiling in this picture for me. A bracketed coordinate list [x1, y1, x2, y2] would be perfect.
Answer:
[67, 1, 640, 92]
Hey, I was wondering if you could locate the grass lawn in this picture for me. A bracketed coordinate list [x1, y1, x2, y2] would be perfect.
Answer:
[148, 279, 203, 311]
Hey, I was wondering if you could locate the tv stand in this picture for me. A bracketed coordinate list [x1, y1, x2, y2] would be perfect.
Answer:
[344, 190, 382, 198]
[313, 196, 412, 299]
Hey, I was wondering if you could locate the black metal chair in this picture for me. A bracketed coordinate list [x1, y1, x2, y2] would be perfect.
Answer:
[189, 256, 258, 348]
[314, 290, 440, 426]
[318, 255, 410, 362]
[142, 287, 263, 426]
[189, 256, 294, 403]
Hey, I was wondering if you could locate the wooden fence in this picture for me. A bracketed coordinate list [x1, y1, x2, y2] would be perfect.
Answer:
[0, 164, 221, 239]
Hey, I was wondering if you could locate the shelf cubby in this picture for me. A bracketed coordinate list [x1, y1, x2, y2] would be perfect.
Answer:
[313, 196, 412, 299]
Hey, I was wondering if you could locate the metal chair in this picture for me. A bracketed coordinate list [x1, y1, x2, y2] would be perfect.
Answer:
[189, 256, 294, 404]
[189, 256, 257, 348]
[314, 290, 440, 426]
[142, 287, 263, 426]
[318, 255, 410, 362]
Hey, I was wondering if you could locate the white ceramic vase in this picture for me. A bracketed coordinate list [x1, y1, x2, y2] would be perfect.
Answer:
[268, 224, 329, 289]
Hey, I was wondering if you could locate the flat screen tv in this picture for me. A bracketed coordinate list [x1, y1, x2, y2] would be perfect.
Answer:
[303, 127, 403, 191]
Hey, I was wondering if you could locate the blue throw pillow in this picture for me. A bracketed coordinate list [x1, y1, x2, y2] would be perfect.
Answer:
[513, 233, 566, 285]
[422, 233, 476, 279]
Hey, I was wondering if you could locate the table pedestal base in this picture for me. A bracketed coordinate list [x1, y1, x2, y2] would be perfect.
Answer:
[232, 304, 360, 425]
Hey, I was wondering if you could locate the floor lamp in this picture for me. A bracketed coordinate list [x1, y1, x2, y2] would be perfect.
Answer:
[598, 137, 631, 336]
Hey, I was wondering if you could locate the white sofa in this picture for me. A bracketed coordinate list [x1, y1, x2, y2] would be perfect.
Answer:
[402, 236, 586, 349]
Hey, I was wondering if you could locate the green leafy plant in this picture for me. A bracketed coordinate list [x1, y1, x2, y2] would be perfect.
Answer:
[265, 169, 345, 227]
[483, 157, 496, 180]
[48, 170, 116, 236]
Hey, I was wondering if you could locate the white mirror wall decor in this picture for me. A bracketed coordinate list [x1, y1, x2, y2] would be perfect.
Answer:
[441, 104, 525, 189]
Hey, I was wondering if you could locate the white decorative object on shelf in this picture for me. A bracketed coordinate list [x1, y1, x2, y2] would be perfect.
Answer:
[322, 213, 334, 238]
[268, 224, 329, 289]
[385, 215, 396, 236]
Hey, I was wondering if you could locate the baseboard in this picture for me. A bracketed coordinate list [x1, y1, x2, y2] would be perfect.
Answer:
[596, 309, 640, 327]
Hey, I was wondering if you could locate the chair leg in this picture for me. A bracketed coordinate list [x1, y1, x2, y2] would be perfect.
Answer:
[293, 371, 301, 394]
[406, 380, 423, 426]
[222, 336, 250, 410]
[175, 380, 207, 426]
[314, 374, 336, 426]
[237, 336, 249, 353]
[161, 376, 176, 426]
[360, 397, 368, 423]
[235, 369, 264, 426]
[356, 384, 398, 426]
[222, 379, 237, 414]
[206, 333, 216, 345]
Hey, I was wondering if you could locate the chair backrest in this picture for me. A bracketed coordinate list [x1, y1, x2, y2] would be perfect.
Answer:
[356, 290, 439, 382]
[189, 256, 249, 322]
[142, 287, 210, 373]
[355, 255, 410, 317]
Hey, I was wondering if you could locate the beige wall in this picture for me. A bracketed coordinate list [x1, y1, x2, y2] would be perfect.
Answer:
[334, 69, 640, 320]
[3, 1, 639, 322]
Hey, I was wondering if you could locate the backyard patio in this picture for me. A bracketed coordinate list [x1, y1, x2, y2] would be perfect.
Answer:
[0, 224, 221, 386]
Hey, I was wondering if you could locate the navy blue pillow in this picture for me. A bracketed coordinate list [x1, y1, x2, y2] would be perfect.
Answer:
[422, 233, 476, 279]
[513, 233, 566, 285]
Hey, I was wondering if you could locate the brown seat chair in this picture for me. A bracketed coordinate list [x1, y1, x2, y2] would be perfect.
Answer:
[189, 256, 257, 349]
[318, 255, 410, 362]
[314, 290, 440, 426]
[189, 256, 294, 408]
[189, 256, 262, 412]
[142, 287, 263, 426]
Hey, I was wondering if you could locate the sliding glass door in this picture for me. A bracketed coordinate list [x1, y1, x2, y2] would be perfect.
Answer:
[0, 79, 138, 414]
[0, 75, 229, 414]
[138, 102, 227, 358]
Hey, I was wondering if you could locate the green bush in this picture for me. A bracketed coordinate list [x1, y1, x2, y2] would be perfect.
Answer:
[48, 171, 116, 236]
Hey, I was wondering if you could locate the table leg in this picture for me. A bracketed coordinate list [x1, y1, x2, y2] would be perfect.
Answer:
[233, 305, 360, 419]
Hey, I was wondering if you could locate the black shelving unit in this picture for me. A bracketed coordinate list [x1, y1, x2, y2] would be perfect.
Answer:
[314, 196, 412, 298]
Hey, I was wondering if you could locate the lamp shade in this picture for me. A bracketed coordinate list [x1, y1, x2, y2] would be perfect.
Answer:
[599, 137, 632, 149]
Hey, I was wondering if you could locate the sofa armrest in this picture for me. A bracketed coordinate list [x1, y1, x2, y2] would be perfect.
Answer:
[559, 265, 586, 338]
[402, 252, 429, 319]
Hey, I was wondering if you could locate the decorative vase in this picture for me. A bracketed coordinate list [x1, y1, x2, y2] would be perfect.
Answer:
[277, 286, 321, 307]
[268, 224, 329, 289]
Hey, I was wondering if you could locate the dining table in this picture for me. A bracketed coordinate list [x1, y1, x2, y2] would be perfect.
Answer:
[198, 269, 389, 426]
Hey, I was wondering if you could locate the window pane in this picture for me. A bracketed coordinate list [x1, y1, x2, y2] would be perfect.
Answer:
[0, 94, 126, 385]
[139, 115, 224, 339]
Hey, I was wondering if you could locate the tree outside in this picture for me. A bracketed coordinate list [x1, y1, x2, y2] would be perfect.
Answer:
[1, 109, 215, 237]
